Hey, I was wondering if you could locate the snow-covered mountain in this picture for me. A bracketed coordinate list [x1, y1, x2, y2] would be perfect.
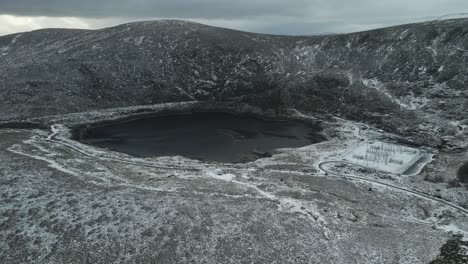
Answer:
[1, 18, 467, 147]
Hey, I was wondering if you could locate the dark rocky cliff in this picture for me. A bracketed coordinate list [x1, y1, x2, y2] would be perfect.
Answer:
[1, 19, 467, 146]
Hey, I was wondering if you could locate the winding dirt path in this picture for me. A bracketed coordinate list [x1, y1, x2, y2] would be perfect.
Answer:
[317, 160, 468, 216]
[11, 125, 468, 216]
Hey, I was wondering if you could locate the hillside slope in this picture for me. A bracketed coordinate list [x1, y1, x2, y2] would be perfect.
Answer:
[1, 19, 467, 146]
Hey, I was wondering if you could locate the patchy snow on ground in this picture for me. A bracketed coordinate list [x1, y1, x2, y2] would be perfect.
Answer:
[362, 78, 430, 110]
[343, 141, 423, 174]
[134, 36, 145, 46]
[1, 33, 22, 55]
[437, 223, 468, 242]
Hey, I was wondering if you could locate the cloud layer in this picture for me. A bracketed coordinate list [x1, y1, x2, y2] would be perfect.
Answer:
[0, 0, 467, 36]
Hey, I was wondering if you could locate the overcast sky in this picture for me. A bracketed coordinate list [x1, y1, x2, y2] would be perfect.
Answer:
[0, 0, 467, 36]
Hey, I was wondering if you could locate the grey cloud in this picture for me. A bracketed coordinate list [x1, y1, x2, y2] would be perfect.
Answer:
[0, 0, 467, 35]
[0, 0, 309, 19]
[2, 0, 467, 20]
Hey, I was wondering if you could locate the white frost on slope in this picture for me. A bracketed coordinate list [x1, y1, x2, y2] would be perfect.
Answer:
[400, 93, 430, 110]
[17, 133, 334, 237]
[47, 124, 64, 140]
[134, 36, 145, 46]
[203, 167, 333, 239]
[362, 78, 429, 110]
[204, 168, 276, 200]
[1, 33, 22, 55]
[438, 223, 468, 242]
[399, 29, 410, 40]
[278, 198, 332, 240]
[205, 169, 236, 181]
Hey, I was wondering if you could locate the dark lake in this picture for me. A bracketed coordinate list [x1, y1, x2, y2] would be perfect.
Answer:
[74, 112, 325, 163]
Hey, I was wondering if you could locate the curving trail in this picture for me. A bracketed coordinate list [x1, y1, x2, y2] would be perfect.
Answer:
[8, 125, 468, 216]
[317, 119, 468, 216]
[49, 124, 468, 216]
[317, 160, 468, 216]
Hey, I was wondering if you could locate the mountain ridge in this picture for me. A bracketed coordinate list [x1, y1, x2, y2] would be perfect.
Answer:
[1, 18, 467, 148]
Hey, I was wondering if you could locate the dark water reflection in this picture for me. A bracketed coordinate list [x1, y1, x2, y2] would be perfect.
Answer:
[75, 112, 325, 163]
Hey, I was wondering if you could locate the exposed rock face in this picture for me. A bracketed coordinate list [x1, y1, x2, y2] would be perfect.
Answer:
[0, 19, 467, 146]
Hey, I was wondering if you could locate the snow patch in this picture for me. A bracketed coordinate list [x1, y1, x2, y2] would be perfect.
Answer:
[279, 198, 331, 239]
[1, 33, 22, 55]
[47, 124, 65, 140]
[134, 36, 145, 46]
[204, 168, 276, 200]
[426, 46, 438, 57]
[205, 169, 236, 181]
[399, 29, 409, 40]
[438, 223, 468, 242]
[362, 78, 429, 110]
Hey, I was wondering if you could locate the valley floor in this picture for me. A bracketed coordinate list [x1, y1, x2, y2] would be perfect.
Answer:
[1, 109, 468, 263]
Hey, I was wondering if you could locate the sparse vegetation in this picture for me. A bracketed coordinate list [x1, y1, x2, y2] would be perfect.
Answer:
[1, 17, 468, 264]
[457, 162, 468, 184]
[424, 174, 445, 183]
[430, 235, 468, 264]
[447, 178, 461, 188]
